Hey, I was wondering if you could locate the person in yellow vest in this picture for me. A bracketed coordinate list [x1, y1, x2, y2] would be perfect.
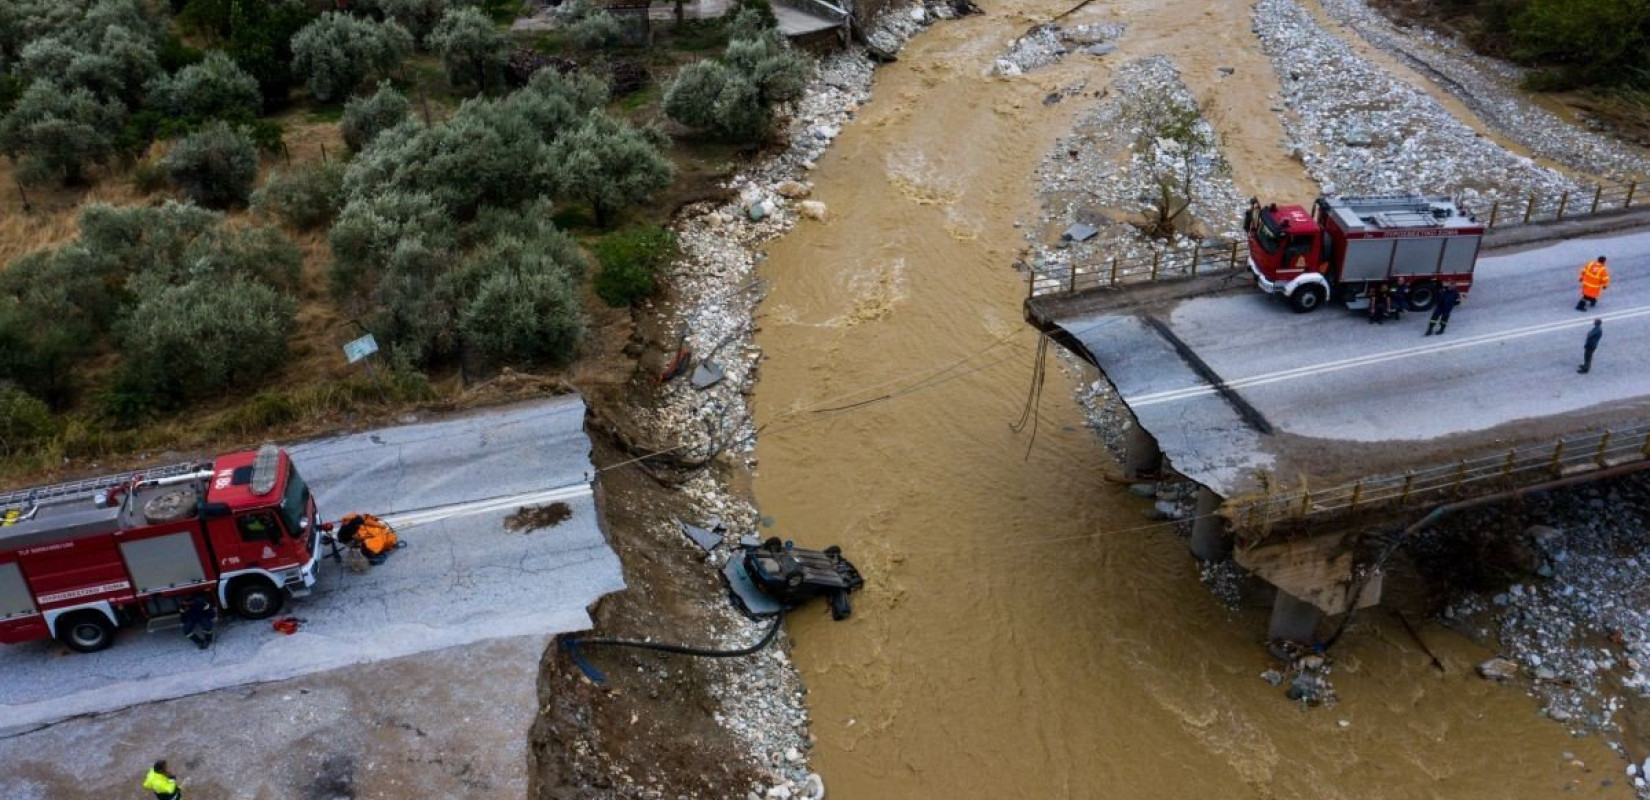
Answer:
[143, 760, 181, 800]
[1576, 255, 1610, 311]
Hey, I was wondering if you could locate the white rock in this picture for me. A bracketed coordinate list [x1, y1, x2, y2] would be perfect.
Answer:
[775, 180, 812, 199]
[909, 7, 926, 22]
[798, 201, 828, 221]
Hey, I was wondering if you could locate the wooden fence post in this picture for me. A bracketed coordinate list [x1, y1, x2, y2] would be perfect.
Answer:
[1627, 181, 1638, 209]
[1642, 428, 1650, 458]
[1296, 490, 1311, 519]
[1109, 257, 1119, 287]
[1597, 430, 1613, 466]
[1556, 191, 1570, 220]
[1591, 185, 1604, 214]
[1400, 470, 1415, 504]
[1502, 447, 1516, 478]
[1190, 243, 1202, 277]
[1550, 439, 1565, 476]
[1452, 459, 1467, 497]
[1149, 251, 1161, 281]
[1523, 193, 1536, 224]
[1487, 200, 1500, 228]
[1348, 480, 1363, 511]
[1229, 242, 1240, 269]
[1068, 263, 1077, 293]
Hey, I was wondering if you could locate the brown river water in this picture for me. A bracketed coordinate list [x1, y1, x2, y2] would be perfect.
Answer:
[748, 0, 1628, 798]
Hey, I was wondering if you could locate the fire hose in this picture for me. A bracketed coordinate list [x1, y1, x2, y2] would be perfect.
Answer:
[560, 612, 785, 685]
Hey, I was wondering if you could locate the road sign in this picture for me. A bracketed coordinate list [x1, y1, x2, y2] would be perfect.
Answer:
[343, 333, 379, 364]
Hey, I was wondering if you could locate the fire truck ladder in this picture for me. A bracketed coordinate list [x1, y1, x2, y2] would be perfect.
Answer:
[0, 461, 204, 520]
[1370, 209, 1441, 229]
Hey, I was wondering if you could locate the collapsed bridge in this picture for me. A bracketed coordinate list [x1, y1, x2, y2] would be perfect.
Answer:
[1026, 208, 1650, 641]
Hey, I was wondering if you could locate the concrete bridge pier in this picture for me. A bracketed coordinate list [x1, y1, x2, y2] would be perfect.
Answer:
[1189, 487, 1229, 561]
[1268, 588, 1324, 643]
[1123, 423, 1162, 479]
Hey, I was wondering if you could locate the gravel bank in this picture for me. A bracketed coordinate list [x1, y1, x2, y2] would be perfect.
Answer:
[1319, 0, 1650, 184]
[1253, 0, 1583, 210]
[1025, 55, 1247, 286]
[614, 8, 947, 797]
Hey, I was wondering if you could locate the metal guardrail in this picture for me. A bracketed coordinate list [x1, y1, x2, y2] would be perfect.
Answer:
[1226, 423, 1650, 538]
[772, 0, 849, 22]
[1027, 180, 1645, 300]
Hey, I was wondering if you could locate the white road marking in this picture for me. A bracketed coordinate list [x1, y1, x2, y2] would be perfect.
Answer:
[1129, 304, 1650, 407]
[383, 483, 594, 530]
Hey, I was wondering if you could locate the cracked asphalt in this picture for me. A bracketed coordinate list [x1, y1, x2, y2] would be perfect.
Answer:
[0, 396, 625, 737]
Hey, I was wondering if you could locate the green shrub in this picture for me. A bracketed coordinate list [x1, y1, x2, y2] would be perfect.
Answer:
[254, 161, 346, 230]
[428, 6, 510, 91]
[0, 82, 125, 185]
[146, 50, 262, 120]
[340, 81, 410, 151]
[328, 190, 457, 297]
[571, 11, 625, 50]
[663, 22, 809, 142]
[115, 276, 298, 406]
[370, 0, 453, 47]
[161, 121, 260, 208]
[226, 0, 316, 110]
[545, 111, 674, 226]
[0, 383, 56, 454]
[290, 12, 412, 102]
[592, 225, 675, 306]
[459, 267, 583, 365]
[130, 160, 169, 194]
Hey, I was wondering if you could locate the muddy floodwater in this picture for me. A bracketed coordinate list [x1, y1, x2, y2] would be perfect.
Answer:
[748, 0, 1628, 797]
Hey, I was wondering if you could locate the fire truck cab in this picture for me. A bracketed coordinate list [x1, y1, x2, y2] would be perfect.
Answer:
[1247, 195, 1483, 313]
[0, 445, 321, 653]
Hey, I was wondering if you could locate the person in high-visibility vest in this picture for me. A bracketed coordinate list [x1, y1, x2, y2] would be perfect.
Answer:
[1576, 255, 1610, 311]
[143, 760, 181, 800]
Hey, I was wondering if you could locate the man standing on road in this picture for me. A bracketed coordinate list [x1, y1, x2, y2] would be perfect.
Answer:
[1425, 285, 1462, 336]
[1577, 255, 1610, 311]
[143, 760, 182, 800]
[1579, 319, 1604, 374]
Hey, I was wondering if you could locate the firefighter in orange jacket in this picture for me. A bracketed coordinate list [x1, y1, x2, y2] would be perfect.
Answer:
[1576, 255, 1610, 311]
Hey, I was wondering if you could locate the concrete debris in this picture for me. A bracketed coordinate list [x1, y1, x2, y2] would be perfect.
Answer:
[775, 180, 812, 199]
[680, 517, 726, 552]
[691, 360, 726, 389]
[1062, 222, 1099, 242]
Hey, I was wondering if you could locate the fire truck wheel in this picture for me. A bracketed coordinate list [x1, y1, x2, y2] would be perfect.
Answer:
[231, 579, 285, 620]
[57, 611, 116, 653]
[1405, 282, 1439, 312]
[1289, 284, 1326, 313]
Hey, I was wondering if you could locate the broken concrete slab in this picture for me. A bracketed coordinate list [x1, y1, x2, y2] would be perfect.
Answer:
[691, 360, 726, 390]
[680, 517, 726, 552]
[1062, 222, 1099, 242]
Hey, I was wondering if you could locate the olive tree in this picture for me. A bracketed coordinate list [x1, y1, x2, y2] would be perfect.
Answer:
[571, 11, 624, 50]
[161, 121, 260, 208]
[371, 0, 452, 47]
[254, 161, 346, 230]
[0, 82, 124, 184]
[664, 23, 809, 142]
[328, 189, 457, 296]
[340, 81, 410, 151]
[0, 382, 54, 454]
[428, 7, 509, 91]
[290, 13, 412, 102]
[546, 111, 674, 226]
[459, 268, 583, 365]
[146, 50, 262, 120]
[116, 276, 297, 401]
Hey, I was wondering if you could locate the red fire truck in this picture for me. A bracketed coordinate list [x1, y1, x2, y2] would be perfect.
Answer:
[1245, 194, 1484, 313]
[0, 445, 322, 653]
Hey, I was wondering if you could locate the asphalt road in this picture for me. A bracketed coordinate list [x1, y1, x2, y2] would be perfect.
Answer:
[0, 397, 624, 736]
[1063, 230, 1650, 495]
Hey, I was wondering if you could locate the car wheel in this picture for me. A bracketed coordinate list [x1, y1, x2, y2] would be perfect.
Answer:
[232, 579, 285, 620]
[1289, 284, 1326, 313]
[58, 611, 115, 653]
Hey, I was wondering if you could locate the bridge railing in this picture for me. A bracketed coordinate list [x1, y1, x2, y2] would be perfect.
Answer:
[1028, 180, 1645, 301]
[1226, 422, 1650, 539]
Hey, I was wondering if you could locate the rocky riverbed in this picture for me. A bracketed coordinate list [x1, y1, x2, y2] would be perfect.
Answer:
[1319, 0, 1650, 184]
[1253, 0, 1583, 210]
